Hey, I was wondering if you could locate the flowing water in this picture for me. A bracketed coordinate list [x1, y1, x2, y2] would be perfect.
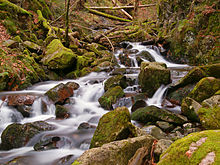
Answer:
[0, 42, 190, 164]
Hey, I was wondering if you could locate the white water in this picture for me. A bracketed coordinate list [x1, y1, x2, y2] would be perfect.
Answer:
[0, 43, 189, 164]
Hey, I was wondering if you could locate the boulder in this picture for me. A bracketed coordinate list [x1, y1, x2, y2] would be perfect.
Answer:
[181, 97, 202, 122]
[131, 100, 147, 112]
[167, 84, 195, 105]
[41, 39, 77, 70]
[156, 121, 175, 132]
[45, 82, 78, 104]
[142, 125, 168, 140]
[128, 147, 151, 165]
[136, 50, 155, 62]
[55, 105, 70, 119]
[104, 75, 127, 91]
[7, 94, 37, 106]
[197, 95, 220, 129]
[90, 107, 136, 148]
[131, 105, 187, 125]
[0, 121, 55, 150]
[158, 130, 220, 165]
[73, 135, 155, 165]
[138, 62, 171, 97]
[154, 139, 173, 162]
[98, 86, 124, 110]
[111, 68, 127, 75]
[188, 77, 220, 103]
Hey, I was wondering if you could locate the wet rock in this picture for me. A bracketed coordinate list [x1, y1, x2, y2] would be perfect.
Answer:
[7, 94, 37, 106]
[90, 107, 136, 148]
[154, 139, 173, 162]
[98, 86, 124, 110]
[65, 81, 80, 91]
[45, 82, 75, 104]
[111, 68, 127, 75]
[158, 130, 220, 165]
[119, 53, 132, 67]
[141, 39, 155, 46]
[73, 135, 155, 165]
[55, 105, 70, 119]
[136, 50, 155, 62]
[181, 97, 202, 122]
[0, 121, 55, 150]
[119, 41, 133, 49]
[167, 84, 195, 105]
[188, 77, 220, 103]
[138, 62, 171, 97]
[128, 147, 151, 165]
[131, 105, 187, 125]
[142, 125, 168, 140]
[16, 105, 32, 117]
[104, 75, 127, 91]
[78, 122, 96, 130]
[131, 100, 147, 112]
[41, 39, 77, 70]
[156, 121, 175, 132]
[34, 136, 61, 151]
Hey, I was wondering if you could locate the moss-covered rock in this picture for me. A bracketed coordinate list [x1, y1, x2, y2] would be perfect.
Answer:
[41, 39, 77, 70]
[181, 97, 202, 122]
[104, 75, 127, 91]
[90, 107, 136, 148]
[158, 130, 220, 165]
[131, 105, 187, 125]
[0, 121, 55, 150]
[23, 41, 41, 53]
[74, 135, 155, 165]
[188, 77, 220, 103]
[98, 86, 124, 110]
[138, 62, 171, 97]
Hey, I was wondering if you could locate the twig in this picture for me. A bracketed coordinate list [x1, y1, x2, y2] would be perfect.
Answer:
[71, 23, 115, 52]
[111, 0, 133, 20]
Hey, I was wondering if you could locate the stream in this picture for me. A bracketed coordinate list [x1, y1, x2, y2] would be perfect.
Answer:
[0, 42, 190, 164]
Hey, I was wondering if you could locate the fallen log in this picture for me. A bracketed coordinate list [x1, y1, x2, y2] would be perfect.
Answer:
[111, 0, 133, 20]
[87, 4, 156, 10]
[86, 8, 132, 22]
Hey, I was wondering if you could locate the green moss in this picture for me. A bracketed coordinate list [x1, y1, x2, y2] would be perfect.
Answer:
[104, 75, 127, 91]
[90, 107, 135, 148]
[42, 39, 77, 69]
[198, 105, 220, 129]
[98, 86, 124, 110]
[188, 77, 220, 103]
[72, 161, 81, 165]
[158, 130, 220, 165]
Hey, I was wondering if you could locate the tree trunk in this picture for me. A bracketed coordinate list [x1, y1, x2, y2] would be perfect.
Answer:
[65, 0, 71, 47]
[133, 0, 139, 21]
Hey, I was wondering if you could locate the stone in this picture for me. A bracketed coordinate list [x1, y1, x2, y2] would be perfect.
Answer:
[131, 100, 147, 112]
[98, 86, 124, 110]
[41, 39, 77, 70]
[90, 107, 136, 148]
[7, 94, 37, 106]
[201, 95, 220, 108]
[154, 139, 173, 162]
[45, 83, 74, 104]
[142, 125, 168, 140]
[34, 136, 61, 151]
[119, 53, 132, 67]
[111, 68, 127, 75]
[198, 105, 220, 129]
[136, 50, 155, 62]
[55, 105, 70, 119]
[188, 77, 220, 103]
[138, 62, 171, 97]
[0, 121, 55, 150]
[157, 130, 220, 165]
[128, 147, 150, 165]
[156, 121, 175, 132]
[73, 135, 155, 165]
[181, 97, 202, 122]
[131, 105, 187, 125]
[78, 122, 96, 130]
[104, 75, 127, 91]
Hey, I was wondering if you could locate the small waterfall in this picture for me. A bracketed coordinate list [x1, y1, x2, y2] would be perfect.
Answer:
[146, 85, 169, 108]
